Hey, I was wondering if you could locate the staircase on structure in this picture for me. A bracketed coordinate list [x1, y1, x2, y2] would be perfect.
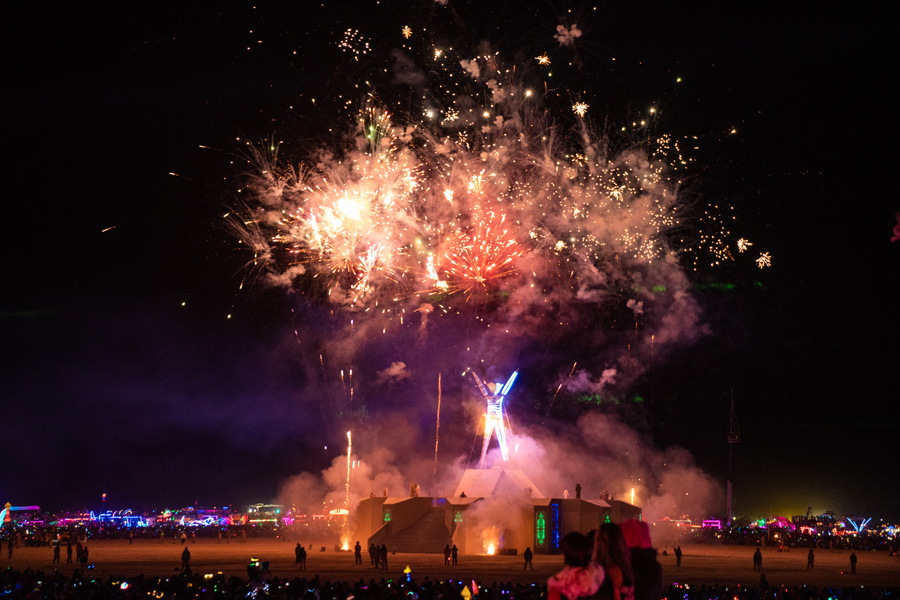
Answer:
[368, 507, 451, 554]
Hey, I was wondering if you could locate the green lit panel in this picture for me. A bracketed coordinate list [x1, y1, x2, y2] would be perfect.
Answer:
[536, 512, 546, 546]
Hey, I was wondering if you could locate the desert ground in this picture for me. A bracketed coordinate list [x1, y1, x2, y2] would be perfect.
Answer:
[7, 540, 899, 589]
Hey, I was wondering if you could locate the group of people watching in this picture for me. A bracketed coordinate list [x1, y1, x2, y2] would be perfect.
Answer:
[368, 543, 390, 569]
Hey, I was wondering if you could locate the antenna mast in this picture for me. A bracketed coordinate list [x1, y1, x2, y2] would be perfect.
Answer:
[726, 390, 740, 525]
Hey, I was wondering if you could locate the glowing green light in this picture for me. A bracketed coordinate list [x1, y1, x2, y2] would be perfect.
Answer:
[454, 510, 462, 523]
[536, 512, 546, 546]
[384, 510, 392, 522]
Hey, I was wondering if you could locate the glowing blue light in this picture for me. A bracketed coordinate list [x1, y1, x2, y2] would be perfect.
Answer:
[847, 518, 871, 532]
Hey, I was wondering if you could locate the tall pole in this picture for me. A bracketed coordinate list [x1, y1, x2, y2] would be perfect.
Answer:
[726, 390, 740, 524]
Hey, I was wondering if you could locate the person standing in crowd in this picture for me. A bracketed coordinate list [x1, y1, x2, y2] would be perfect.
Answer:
[66, 539, 73, 564]
[369, 543, 377, 566]
[451, 544, 458, 566]
[80, 546, 88, 571]
[674, 546, 682, 567]
[850, 552, 857, 574]
[547, 532, 604, 600]
[443, 544, 452, 565]
[354, 541, 362, 565]
[379, 544, 388, 570]
[295, 543, 302, 565]
[523, 546, 534, 570]
[52, 540, 61, 564]
[594, 523, 634, 600]
[181, 546, 191, 571]
[807, 548, 815, 569]
[620, 520, 662, 600]
[753, 547, 763, 572]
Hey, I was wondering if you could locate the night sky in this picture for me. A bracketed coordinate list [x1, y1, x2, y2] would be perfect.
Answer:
[3, 2, 897, 522]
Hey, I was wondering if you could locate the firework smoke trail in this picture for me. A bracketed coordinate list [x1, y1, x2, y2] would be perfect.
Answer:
[434, 372, 441, 476]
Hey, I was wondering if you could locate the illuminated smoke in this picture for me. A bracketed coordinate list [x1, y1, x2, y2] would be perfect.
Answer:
[554, 24, 583, 47]
[376, 361, 410, 385]
[277, 411, 721, 536]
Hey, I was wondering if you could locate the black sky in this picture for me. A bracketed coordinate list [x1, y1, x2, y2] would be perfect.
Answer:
[3, 2, 897, 520]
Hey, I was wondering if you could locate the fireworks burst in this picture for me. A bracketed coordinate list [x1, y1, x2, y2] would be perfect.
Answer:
[234, 94, 689, 319]
[229, 30, 757, 384]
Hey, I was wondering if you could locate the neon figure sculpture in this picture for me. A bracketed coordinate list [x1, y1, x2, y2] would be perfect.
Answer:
[472, 370, 518, 468]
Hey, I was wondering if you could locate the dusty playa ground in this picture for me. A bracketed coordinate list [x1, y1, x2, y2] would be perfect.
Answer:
[6, 541, 899, 589]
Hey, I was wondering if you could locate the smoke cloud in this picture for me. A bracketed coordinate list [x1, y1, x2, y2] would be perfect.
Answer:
[276, 408, 721, 540]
